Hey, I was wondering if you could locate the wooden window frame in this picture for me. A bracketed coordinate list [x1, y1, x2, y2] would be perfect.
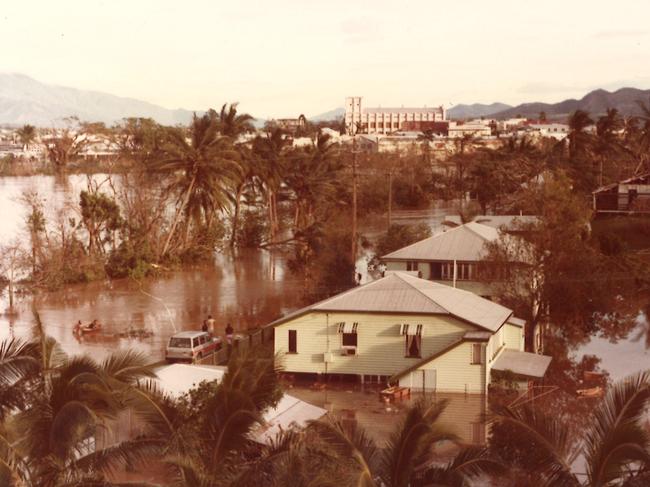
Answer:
[342, 333, 357, 347]
[471, 343, 483, 364]
[288, 330, 297, 354]
[405, 334, 422, 358]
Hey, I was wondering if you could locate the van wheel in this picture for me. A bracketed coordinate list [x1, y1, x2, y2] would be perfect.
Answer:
[196, 352, 203, 361]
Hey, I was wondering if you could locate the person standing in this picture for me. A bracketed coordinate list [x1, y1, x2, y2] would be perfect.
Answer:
[206, 314, 216, 332]
[225, 322, 234, 343]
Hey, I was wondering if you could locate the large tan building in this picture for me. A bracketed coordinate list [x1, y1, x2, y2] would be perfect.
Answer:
[345, 96, 446, 135]
[267, 273, 550, 394]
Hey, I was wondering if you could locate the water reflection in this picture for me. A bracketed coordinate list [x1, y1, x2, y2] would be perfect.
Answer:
[288, 383, 487, 446]
[0, 173, 648, 381]
[0, 250, 303, 361]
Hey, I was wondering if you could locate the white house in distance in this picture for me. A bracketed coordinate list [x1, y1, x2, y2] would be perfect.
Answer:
[382, 222, 504, 298]
[268, 272, 550, 394]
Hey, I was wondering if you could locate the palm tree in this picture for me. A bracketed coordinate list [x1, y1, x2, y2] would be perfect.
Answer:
[594, 108, 623, 185]
[218, 103, 255, 138]
[151, 110, 241, 258]
[568, 109, 594, 159]
[490, 371, 650, 486]
[284, 133, 343, 235]
[305, 398, 465, 487]
[16, 124, 36, 150]
[215, 103, 255, 248]
[123, 345, 283, 486]
[0, 331, 157, 485]
[633, 98, 650, 173]
[252, 128, 290, 243]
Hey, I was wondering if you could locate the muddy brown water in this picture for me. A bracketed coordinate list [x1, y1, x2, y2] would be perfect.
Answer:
[0, 174, 647, 382]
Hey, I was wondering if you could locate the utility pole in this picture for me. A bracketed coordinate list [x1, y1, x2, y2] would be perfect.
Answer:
[387, 168, 393, 228]
[351, 137, 358, 272]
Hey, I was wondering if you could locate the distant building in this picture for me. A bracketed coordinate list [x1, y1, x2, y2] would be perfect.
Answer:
[382, 222, 513, 298]
[268, 114, 307, 134]
[527, 123, 569, 140]
[593, 173, 650, 215]
[400, 120, 450, 136]
[345, 96, 446, 135]
[498, 118, 528, 132]
[448, 121, 492, 138]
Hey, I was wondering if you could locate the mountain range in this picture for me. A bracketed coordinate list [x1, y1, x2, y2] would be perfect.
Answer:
[487, 87, 650, 120]
[0, 73, 195, 126]
[447, 103, 512, 119]
[2, 73, 650, 127]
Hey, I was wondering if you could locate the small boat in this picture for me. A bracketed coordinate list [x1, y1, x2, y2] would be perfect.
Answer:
[73, 323, 103, 335]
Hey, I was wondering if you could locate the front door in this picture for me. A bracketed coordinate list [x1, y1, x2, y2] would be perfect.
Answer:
[430, 262, 442, 280]
[420, 369, 437, 391]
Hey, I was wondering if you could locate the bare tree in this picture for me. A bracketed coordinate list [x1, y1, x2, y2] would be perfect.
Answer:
[0, 240, 27, 312]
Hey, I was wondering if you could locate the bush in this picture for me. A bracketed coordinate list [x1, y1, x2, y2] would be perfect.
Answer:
[107, 241, 156, 279]
[238, 210, 268, 248]
[375, 223, 432, 258]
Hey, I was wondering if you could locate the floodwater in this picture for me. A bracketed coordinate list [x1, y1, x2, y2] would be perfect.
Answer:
[0, 174, 648, 381]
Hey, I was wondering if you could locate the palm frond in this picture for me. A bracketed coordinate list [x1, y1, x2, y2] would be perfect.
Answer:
[100, 350, 156, 384]
[585, 370, 650, 486]
[417, 446, 505, 487]
[381, 398, 456, 487]
[490, 403, 579, 487]
[309, 418, 378, 487]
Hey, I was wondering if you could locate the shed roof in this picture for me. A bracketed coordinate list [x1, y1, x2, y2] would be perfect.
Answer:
[266, 272, 512, 332]
[382, 222, 499, 262]
[593, 172, 650, 194]
[491, 349, 551, 378]
[251, 394, 328, 445]
[153, 364, 227, 398]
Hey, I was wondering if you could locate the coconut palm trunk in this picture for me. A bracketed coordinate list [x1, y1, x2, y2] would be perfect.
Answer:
[161, 171, 197, 258]
[229, 182, 246, 248]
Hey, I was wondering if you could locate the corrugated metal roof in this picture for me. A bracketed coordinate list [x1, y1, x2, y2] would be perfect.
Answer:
[252, 394, 327, 444]
[507, 317, 526, 328]
[382, 222, 499, 262]
[153, 364, 226, 398]
[267, 272, 512, 332]
[364, 107, 443, 114]
[443, 215, 540, 231]
[463, 331, 492, 341]
[312, 274, 448, 314]
[491, 349, 551, 378]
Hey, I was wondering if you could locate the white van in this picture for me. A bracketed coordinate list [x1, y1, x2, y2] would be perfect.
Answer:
[165, 331, 222, 363]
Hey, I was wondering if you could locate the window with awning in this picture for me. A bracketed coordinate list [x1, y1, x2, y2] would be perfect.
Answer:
[337, 322, 359, 348]
[400, 324, 423, 336]
[337, 322, 358, 334]
[400, 324, 423, 358]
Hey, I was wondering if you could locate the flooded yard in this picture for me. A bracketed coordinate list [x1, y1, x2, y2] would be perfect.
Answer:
[287, 380, 487, 446]
[0, 174, 648, 447]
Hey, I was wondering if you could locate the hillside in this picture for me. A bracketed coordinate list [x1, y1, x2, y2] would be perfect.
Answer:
[0, 73, 195, 126]
[447, 102, 511, 119]
[492, 87, 650, 120]
[310, 107, 345, 121]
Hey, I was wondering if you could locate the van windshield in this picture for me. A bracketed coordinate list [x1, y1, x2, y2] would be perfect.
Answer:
[169, 337, 192, 348]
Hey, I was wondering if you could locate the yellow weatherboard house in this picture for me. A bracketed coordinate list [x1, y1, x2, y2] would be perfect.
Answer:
[267, 272, 550, 394]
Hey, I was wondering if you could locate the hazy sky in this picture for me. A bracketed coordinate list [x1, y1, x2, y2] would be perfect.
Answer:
[2, 0, 650, 118]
